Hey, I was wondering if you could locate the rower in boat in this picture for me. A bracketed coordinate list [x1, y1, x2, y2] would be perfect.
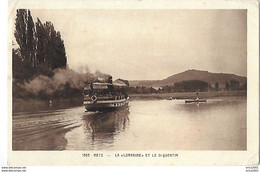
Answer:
[185, 91, 207, 103]
[195, 91, 199, 101]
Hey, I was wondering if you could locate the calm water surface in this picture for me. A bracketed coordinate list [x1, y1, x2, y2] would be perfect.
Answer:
[13, 96, 246, 150]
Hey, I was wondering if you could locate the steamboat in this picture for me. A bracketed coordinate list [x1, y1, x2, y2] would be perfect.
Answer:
[83, 76, 129, 112]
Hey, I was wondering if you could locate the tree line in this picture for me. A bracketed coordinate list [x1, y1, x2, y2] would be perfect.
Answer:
[128, 80, 247, 94]
[13, 9, 67, 83]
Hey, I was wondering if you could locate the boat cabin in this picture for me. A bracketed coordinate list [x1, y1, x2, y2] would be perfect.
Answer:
[83, 80, 128, 102]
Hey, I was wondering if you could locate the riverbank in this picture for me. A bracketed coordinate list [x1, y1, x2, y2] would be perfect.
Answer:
[129, 90, 247, 100]
[13, 97, 83, 113]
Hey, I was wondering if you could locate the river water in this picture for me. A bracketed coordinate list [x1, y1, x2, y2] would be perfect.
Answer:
[12, 96, 246, 150]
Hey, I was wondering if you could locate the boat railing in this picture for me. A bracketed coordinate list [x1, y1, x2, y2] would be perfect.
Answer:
[84, 93, 128, 101]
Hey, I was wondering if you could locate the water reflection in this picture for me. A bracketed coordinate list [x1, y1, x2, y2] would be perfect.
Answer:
[63, 107, 130, 150]
[83, 108, 130, 149]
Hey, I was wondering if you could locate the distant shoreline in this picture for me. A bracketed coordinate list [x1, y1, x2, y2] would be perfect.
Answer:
[13, 90, 247, 103]
[12, 90, 246, 112]
[129, 90, 247, 100]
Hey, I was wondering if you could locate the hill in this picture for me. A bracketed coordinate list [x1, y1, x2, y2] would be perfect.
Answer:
[129, 69, 247, 88]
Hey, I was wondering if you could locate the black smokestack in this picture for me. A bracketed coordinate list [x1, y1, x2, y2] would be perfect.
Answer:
[107, 76, 112, 84]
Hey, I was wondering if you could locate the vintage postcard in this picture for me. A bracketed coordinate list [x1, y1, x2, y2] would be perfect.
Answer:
[8, 0, 259, 166]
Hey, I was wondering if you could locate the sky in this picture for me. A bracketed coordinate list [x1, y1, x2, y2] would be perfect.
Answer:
[29, 9, 247, 80]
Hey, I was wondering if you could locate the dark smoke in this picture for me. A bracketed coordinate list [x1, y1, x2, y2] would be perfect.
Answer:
[22, 67, 111, 95]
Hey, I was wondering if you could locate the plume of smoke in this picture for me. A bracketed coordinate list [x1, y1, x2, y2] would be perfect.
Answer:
[75, 65, 91, 74]
[95, 70, 111, 82]
[23, 75, 53, 94]
[22, 67, 111, 95]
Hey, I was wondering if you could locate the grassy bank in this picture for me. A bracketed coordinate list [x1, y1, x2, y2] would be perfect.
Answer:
[129, 90, 247, 100]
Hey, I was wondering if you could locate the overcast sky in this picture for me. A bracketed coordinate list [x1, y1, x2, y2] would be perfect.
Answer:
[29, 9, 247, 80]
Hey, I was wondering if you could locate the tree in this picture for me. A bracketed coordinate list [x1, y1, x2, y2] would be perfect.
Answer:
[215, 82, 219, 91]
[14, 10, 67, 76]
[149, 87, 157, 93]
[51, 31, 67, 69]
[225, 81, 230, 91]
[43, 22, 67, 70]
[12, 48, 23, 82]
[162, 85, 172, 93]
[14, 9, 36, 67]
[35, 18, 47, 66]
[173, 80, 208, 92]
[230, 80, 240, 90]
[35, 19, 67, 70]
[208, 83, 212, 91]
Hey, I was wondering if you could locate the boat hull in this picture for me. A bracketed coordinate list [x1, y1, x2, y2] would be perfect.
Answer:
[185, 99, 207, 103]
[84, 97, 129, 111]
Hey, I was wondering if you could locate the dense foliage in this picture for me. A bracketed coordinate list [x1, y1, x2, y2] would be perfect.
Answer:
[13, 9, 70, 100]
[13, 9, 67, 83]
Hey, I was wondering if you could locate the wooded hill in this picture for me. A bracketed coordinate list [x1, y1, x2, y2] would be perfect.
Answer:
[129, 69, 247, 88]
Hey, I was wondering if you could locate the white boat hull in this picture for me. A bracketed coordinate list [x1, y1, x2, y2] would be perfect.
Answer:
[84, 97, 129, 111]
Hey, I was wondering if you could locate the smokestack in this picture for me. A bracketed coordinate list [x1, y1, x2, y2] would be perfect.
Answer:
[108, 76, 112, 84]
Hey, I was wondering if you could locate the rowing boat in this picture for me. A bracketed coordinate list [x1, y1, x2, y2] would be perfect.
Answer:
[185, 99, 207, 103]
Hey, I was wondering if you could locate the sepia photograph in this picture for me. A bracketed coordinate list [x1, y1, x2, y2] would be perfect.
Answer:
[12, 9, 247, 151]
[7, 0, 259, 166]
